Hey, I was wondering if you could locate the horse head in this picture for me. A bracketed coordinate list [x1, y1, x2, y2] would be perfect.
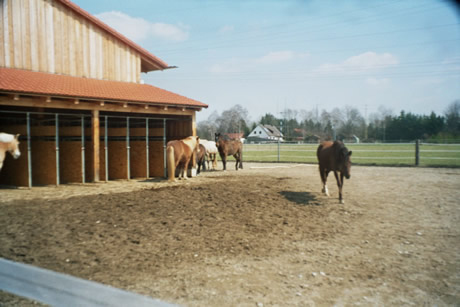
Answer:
[339, 147, 352, 179]
[8, 134, 21, 159]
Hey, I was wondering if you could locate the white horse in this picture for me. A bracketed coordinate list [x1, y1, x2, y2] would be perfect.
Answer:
[0, 133, 21, 171]
[200, 139, 218, 170]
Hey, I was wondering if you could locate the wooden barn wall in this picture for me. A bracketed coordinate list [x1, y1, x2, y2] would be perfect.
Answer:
[166, 119, 192, 139]
[58, 126, 83, 184]
[106, 127, 128, 180]
[149, 127, 165, 177]
[0, 0, 141, 82]
[31, 126, 57, 185]
[149, 141, 164, 177]
[31, 141, 56, 185]
[130, 127, 146, 178]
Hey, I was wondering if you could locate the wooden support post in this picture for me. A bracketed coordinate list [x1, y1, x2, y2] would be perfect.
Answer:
[163, 118, 167, 178]
[191, 113, 197, 173]
[55, 114, 60, 186]
[126, 117, 130, 180]
[26, 112, 32, 188]
[146, 118, 149, 179]
[81, 116, 85, 183]
[104, 116, 108, 182]
[92, 110, 100, 182]
[415, 139, 420, 166]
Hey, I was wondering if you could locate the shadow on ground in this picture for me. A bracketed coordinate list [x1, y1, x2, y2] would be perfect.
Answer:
[280, 191, 321, 206]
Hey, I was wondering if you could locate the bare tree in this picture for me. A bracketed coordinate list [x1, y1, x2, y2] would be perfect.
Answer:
[196, 111, 220, 140]
[218, 104, 250, 134]
[445, 100, 460, 134]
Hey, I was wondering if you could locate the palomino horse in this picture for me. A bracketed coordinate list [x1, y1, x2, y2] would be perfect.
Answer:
[200, 139, 218, 170]
[0, 133, 21, 172]
[166, 136, 199, 181]
[317, 140, 352, 204]
[215, 133, 243, 171]
[196, 143, 206, 174]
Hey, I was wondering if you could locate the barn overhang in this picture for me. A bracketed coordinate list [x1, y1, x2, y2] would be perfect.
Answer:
[0, 67, 207, 113]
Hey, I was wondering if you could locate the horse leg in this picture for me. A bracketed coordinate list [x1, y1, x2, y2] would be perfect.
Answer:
[333, 171, 344, 204]
[339, 173, 345, 204]
[182, 159, 190, 180]
[233, 153, 239, 170]
[319, 166, 329, 196]
[220, 153, 227, 171]
[238, 150, 243, 169]
[212, 154, 217, 170]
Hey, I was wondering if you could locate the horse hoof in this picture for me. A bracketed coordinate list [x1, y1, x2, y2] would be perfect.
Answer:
[339, 200, 344, 204]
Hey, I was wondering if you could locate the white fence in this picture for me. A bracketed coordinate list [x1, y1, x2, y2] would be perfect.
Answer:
[0, 258, 178, 307]
[240, 141, 460, 167]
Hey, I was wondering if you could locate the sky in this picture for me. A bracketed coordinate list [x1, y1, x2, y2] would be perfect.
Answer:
[73, 0, 460, 123]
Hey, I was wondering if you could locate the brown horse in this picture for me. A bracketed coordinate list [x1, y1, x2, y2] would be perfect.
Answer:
[317, 140, 352, 204]
[196, 143, 206, 174]
[215, 133, 243, 171]
[166, 136, 199, 181]
[0, 133, 21, 172]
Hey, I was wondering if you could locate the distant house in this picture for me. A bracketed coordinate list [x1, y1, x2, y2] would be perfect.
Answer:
[247, 125, 284, 142]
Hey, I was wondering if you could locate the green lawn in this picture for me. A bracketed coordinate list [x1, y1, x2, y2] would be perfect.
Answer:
[223, 143, 460, 167]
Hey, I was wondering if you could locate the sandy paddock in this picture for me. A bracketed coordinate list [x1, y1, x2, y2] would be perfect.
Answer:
[1, 162, 459, 306]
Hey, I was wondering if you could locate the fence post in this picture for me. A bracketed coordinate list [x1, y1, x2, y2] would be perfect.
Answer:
[277, 138, 280, 162]
[415, 139, 420, 166]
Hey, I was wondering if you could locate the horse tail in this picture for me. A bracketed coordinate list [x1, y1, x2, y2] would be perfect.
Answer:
[166, 144, 176, 181]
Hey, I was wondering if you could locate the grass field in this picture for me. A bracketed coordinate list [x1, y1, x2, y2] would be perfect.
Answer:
[224, 143, 460, 167]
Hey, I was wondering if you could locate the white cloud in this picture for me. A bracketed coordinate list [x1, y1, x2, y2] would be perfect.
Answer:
[256, 51, 310, 64]
[317, 52, 398, 74]
[96, 11, 189, 42]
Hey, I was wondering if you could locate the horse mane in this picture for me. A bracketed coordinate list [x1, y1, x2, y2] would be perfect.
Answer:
[0, 133, 15, 143]
[333, 141, 350, 162]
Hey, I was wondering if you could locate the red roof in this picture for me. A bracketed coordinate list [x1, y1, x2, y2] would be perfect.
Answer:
[56, 0, 169, 72]
[0, 68, 207, 108]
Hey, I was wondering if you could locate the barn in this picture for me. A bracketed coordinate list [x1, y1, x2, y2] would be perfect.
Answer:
[0, 0, 207, 187]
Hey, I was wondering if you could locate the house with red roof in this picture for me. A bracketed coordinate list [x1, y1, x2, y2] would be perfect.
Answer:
[0, 0, 207, 187]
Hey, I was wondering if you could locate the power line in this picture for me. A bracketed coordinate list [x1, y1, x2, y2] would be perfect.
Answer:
[154, 2, 450, 55]
[166, 38, 460, 64]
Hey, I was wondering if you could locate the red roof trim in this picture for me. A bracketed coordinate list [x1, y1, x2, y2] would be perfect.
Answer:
[0, 68, 207, 108]
[56, 0, 169, 71]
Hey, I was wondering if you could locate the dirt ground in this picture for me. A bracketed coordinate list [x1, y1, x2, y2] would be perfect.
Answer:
[1, 162, 459, 306]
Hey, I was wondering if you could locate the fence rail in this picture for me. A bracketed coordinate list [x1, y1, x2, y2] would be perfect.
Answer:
[237, 141, 460, 167]
[0, 258, 177, 307]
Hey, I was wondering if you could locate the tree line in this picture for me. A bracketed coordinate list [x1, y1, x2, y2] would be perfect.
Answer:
[197, 100, 460, 143]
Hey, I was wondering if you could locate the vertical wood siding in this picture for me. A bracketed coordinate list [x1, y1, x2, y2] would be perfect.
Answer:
[0, 0, 141, 82]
